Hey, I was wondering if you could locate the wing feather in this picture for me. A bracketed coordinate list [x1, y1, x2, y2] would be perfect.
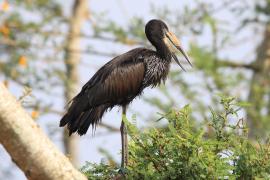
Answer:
[84, 48, 147, 107]
[60, 48, 152, 135]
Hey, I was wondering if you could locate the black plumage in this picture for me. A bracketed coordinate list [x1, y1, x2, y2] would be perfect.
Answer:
[60, 19, 192, 136]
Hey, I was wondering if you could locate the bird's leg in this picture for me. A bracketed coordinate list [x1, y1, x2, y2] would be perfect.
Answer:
[120, 105, 128, 168]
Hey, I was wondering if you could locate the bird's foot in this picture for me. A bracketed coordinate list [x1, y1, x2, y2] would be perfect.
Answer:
[118, 167, 128, 176]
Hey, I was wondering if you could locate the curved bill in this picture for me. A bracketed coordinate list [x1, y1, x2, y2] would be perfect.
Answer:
[166, 31, 193, 67]
[172, 53, 186, 71]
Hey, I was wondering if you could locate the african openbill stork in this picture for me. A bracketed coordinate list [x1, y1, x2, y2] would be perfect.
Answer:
[60, 19, 192, 168]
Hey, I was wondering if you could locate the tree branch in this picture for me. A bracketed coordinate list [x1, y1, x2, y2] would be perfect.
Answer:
[0, 83, 87, 180]
[217, 60, 260, 71]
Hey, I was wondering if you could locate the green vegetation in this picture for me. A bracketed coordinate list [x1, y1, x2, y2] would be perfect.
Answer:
[2, 0, 270, 179]
[82, 96, 270, 179]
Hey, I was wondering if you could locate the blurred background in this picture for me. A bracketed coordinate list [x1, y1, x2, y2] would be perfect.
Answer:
[0, 0, 269, 179]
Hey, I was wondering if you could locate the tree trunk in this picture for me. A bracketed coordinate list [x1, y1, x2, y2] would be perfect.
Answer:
[0, 84, 87, 180]
[247, 22, 270, 138]
[63, 0, 89, 166]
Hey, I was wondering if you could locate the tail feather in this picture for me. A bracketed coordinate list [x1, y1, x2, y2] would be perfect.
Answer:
[77, 104, 109, 135]
[60, 95, 87, 127]
[60, 95, 109, 135]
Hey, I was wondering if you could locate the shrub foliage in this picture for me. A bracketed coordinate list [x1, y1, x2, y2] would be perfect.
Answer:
[81, 96, 270, 179]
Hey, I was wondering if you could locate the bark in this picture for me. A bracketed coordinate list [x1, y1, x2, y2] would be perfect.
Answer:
[247, 23, 270, 138]
[63, 0, 89, 166]
[0, 84, 87, 180]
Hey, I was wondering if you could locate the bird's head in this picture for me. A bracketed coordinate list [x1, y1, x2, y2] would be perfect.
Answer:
[145, 19, 192, 70]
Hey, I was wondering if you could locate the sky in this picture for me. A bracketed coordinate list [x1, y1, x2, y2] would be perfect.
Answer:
[0, 0, 263, 179]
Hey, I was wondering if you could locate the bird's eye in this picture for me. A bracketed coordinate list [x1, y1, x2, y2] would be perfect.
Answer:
[163, 22, 169, 30]
[165, 25, 169, 31]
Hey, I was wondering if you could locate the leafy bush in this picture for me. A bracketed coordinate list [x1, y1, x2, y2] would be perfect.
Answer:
[81, 96, 270, 179]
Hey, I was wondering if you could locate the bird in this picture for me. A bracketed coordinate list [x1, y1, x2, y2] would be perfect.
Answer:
[60, 19, 192, 168]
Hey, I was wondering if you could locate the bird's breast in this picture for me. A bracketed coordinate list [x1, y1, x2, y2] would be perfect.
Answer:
[143, 57, 171, 88]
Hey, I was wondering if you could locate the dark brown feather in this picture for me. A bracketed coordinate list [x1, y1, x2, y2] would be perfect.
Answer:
[60, 48, 149, 135]
[60, 19, 180, 138]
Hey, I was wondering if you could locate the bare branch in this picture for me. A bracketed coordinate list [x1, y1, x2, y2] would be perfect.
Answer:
[99, 123, 119, 132]
[217, 61, 260, 71]
[0, 83, 87, 180]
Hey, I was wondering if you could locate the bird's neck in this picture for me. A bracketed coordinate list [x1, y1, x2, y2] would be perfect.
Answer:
[155, 43, 172, 61]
